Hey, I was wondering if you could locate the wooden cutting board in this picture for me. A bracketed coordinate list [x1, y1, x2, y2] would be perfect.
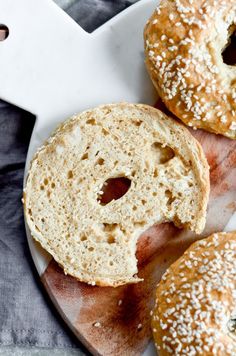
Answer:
[0, 0, 235, 355]
[41, 103, 236, 356]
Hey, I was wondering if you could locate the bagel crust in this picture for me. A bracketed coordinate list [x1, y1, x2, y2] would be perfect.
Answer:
[152, 232, 236, 355]
[24, 103, 209, 287]
[144, 0, 236, 139]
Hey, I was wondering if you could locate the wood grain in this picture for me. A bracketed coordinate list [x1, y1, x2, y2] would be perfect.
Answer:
[41, 101, 236, 356]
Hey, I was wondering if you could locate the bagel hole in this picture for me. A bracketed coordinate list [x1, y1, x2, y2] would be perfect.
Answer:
[151, 142, 175, 164]
[228, 318, 236, 333]
[98, 177, 131, 205]
[222, 30, 236, 66]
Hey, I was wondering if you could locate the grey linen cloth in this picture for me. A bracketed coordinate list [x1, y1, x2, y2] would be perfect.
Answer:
[0, 0, 136, 351]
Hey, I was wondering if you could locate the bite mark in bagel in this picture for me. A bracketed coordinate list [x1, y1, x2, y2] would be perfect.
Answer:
[24, 103, 209, 287]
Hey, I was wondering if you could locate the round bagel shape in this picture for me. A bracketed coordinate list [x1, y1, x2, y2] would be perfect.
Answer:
[144, 0, 236, 139]
[152, 231, 236, 355]
[24, 103, 209, 287]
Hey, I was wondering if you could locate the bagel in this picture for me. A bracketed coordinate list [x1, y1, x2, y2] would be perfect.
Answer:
[152, 231, 236, 355]
[144, 0, 236, 139]
[24, 103, 209, 287]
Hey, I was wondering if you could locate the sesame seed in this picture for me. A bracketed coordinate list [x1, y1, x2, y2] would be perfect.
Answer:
[220, 116, 227, 124]
[146, 0, 236, 137]
[230, 122, 236, 130]
[152, 232, 236, 354]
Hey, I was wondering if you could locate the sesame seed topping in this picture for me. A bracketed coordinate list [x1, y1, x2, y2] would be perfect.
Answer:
[152, 232, 236, 354]
[230, 122, 236, 130]
[220, 115, 227, 124]
[145, 0, 236, 138]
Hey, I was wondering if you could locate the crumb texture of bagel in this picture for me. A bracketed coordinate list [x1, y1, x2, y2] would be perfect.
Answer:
[24, 103, 209, 287]
[144, 0, 236, 139]
[152, 231, 236, 355]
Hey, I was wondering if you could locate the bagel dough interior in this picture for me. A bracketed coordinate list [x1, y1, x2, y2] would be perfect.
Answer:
[24, 103, 209, 287]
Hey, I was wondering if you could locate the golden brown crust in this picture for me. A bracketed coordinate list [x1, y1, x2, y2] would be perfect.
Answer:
[144, 0, 236, 139]
[152, 231, 236, 355]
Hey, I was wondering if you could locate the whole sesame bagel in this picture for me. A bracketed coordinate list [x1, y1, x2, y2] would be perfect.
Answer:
[144, 0, 236, 139]
[152, 231, 236, 355]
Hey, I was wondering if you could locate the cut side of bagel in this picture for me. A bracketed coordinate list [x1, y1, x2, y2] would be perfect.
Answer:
[24, 103, 209, 287]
